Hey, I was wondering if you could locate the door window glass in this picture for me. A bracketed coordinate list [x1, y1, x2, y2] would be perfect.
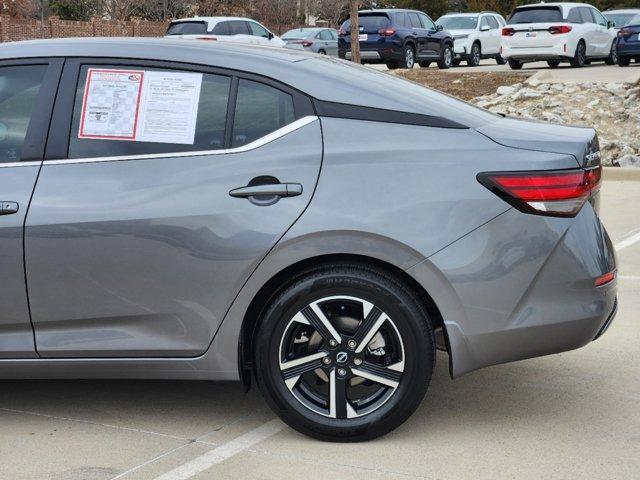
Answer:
[591, 9, 608, 26]
[232, 79, 295, 148]
[248, 22, 270, 38]
[480, 16, 490, 29]
[319, 30, 333, 40]
[419, 13, 436, 30]
[0, 65, 47, 163]
[487, 16, 500, 29]
[580, 7, 595, 24]
[228, 21, 250, 35]
[68, 66, 230, 159]
[212, 21, 231, 35]
[408, 12, 422, 29]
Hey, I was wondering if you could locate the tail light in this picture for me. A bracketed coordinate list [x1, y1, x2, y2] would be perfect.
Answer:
[618, 27, 632, 37]
[477, 167, 602, 217]
[502, 27, 516, 36]
[549, 25, 572, 34]
[378, 27, 397, 36]
[338, 28, 348, 37]
[291, 40, 313, 47]
[595, 271, 616, 287]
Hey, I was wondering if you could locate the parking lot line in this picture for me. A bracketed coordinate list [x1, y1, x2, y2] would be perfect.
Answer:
[615, 229, 640, 251]
[151, 418, 284, 480]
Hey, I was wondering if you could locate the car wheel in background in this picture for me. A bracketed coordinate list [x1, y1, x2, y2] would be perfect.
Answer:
[400, 45, 415, 69]
[618, 56, 631, 67]
[467, 43, 481, 66]
[508, 58, 523, 70]
[547, 60, 560, 68]
[452, 58, 461, 66]
[570, 41, 586, 68]
[438, 44, 453, 69]
[386, 62, 399, 70]
[254, 263, 436, 442]
[318, 49, 327, 55]
[495, 55, 506, 65]
[604, 42, 617, 65]
[418, 61, 431, 68]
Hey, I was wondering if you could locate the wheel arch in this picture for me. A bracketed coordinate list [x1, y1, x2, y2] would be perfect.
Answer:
[238, 253, 448, 390]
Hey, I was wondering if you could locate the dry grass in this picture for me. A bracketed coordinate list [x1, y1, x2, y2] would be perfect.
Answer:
[393, 70, 531, 101]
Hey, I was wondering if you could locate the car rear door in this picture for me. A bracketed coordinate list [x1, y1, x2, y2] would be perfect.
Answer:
[25, 58, 322, 358]
[579, 7, 600, 56]
[0, 58, 61, 358]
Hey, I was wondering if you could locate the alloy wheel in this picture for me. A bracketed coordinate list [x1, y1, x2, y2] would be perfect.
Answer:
[405, 48, 415, 69]
[444, 47, 453, 67]
[278, 295, 405, 419]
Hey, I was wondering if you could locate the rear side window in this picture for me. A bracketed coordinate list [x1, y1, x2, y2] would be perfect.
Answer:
[407, 12, 422, 28]
[211, 21, 231, 35]
[487, 16, 500, 29]
[567, 8, 582, 23]
[228, 21, 250, 35]
[319, 30, 333, 40]
[232, 79, 295, 148]
[166, 21, 208, 35]
[68, 66, 231, 159]
[0, 65, 46, 163]
[480, 16, 490, 28]
[508, 7, 563, 24]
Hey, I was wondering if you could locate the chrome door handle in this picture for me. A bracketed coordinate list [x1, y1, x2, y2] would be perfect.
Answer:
[229, 183, 303, 199]
[0, 201, 18, 215]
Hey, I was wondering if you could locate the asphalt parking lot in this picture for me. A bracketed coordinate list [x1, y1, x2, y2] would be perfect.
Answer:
[1, 172, 638, 480]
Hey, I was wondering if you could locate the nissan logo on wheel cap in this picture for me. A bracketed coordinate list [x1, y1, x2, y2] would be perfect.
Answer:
[336, 352, 348, 364]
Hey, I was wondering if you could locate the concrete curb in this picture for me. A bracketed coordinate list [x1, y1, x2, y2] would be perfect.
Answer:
[603, 167, 640, 181]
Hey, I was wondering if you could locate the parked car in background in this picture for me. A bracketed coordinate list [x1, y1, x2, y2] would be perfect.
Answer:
[338, 9, 455, 69]
[603, 9, 640, 29]
[501, 3, 617, 69]
[616, 14, 640, 65]
[165, 17, 285, 47]
[436, 11, 506, 66]
[0, 37, 617, 442]
[282, 27, 339, 56]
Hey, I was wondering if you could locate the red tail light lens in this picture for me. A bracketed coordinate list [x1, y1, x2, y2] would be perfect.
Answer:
[595, 270, 616, 287]
[502, 27, 516, 36]
[549, 25, 572, 34]
[378, 28, 397, 36]
[477, 167, 602, 217]
[618, 27, 632, 37]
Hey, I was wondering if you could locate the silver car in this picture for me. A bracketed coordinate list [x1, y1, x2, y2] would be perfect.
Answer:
[0, 38, 617, 441]
[282, 27, 339, 56]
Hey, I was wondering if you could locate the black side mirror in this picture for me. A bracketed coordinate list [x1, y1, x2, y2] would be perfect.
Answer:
[436, 24, 443, 31]
[268, 32, 274, 39]
[607, 20, 614, 29]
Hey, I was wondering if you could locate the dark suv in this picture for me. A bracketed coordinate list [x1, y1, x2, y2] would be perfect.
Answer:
[338, 9, 454, 69]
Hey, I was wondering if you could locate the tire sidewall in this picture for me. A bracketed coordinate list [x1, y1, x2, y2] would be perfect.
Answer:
[254, 268, 434, 441]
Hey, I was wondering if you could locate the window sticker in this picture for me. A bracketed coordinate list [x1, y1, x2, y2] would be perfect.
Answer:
[79, 68, 203, 145]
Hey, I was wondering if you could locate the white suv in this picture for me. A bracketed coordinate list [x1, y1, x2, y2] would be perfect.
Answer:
[436, 12, 507, 66]
[165, 17, 286, 48]
[501, 3, 617, 69]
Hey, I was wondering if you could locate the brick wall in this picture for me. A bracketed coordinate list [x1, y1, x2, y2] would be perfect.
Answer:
[0, 15, 170, 43]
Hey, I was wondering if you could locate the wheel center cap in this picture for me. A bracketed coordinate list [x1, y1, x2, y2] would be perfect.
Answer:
[336, 351, 348, 364]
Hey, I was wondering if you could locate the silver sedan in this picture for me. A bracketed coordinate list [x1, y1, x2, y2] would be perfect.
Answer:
[282, 27, 339, 56]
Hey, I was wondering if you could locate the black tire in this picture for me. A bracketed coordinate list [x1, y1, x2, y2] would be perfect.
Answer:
[318, 49, 327, 55]
[570, 40, 586, 68]
[437, 44, 453, 69]
[399, 44, 415, 69]
[547, 60, 560, 68]
[386, 62, 399, 70]
[604, 42, 618, 65]
[254, 263, 436, 442]
[618, 56, 631, 67]
[452, 58, 461, 66]
[508, 58, 523, 70]
[467, 42, 481, 66]
[418, 61, 431, 68]
[495, 54, 506, 65]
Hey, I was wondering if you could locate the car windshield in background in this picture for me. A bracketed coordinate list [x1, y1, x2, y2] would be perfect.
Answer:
[508, 7, 563, 24]
[282, 29, 314, 40]
[166, 21, 208, 35]
[604, 13, 640, 26]
[436, 16, 478, 30]
[342, 14, 390, 32]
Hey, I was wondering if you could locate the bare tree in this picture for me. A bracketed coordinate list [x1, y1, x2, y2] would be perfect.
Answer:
[311, 0, 348, 27]
[253, 0, 299, 34]
[349, 0, 359, 63]
[102, 0, 138, 20]
[4, 0, 49, 20]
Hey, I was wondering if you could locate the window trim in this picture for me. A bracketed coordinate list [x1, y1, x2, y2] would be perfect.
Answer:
[0, 58, 63, 163]
[45, 57, 315, 161]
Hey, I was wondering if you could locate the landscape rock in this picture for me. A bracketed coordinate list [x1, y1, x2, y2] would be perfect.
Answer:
[616, 155, 640, 168]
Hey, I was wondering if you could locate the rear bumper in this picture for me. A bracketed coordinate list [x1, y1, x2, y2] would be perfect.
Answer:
[339, 46, 402, 63]
[409, 203, 618, 378]
[617, 43, 640, 57]
[502, 42, 568, 61]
